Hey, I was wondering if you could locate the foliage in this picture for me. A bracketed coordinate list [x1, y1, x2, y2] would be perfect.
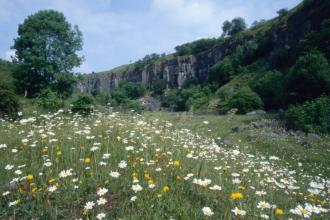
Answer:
[151, 79, 166, 96]
[209, 57, 235, 85]
[174, 38, 217, 56]
[251, 19, 266, 28]
[94, 92, 112, 106]
[298, 19, 330, 60]
[161, 85, 212, 112]
[0, 60, 16, 91]
[35, 89, 64, 111]
[135, 53, 162, 71]
[222, 17, 247, 36]
[12, 10, 83, 97]
[0, 90, 19, 118]
[285, 49, 330, 105]
[0, 60, 19, 118]
[218, 86, 263, 114]
[121, 99, 144, 113]
[283, 96, 330, 133]
[108, 82, 148, 106]
[277, 8, 289, 16]
[71, 94, 94, 115]
[269, 48, 290, 68]
[119, 81, 148, 99]
[161, 89, 186, 111]
[252, 70, 284, 109]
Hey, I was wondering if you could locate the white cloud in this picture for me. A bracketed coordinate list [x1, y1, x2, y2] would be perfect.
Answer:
[0, 0, 302, 72]
[75, 61, 92, 74]
[151, 0, 216, 26]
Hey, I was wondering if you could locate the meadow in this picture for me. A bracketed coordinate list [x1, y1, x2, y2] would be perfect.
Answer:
[0, 110, 329, 219]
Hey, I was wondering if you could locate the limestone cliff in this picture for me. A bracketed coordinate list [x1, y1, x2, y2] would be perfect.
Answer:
[77, 0, 330, 94]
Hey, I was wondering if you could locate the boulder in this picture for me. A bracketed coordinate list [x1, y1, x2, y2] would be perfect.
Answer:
[138, 97, 161, 111]
[246, 110, 266, 115]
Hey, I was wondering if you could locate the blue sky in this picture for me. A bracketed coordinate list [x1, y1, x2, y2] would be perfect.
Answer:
[0, 0, 302, 73]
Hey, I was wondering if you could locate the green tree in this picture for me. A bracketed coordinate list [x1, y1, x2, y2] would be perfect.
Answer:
[12, 10, 83, 97]
[277, 8, 289, 16]
[285, 50, 330, 104]
[222, 17, 246, 36]
[222, 20, 232, 37]
[230, 17, 247, 35]
[0, 60, 19, 118]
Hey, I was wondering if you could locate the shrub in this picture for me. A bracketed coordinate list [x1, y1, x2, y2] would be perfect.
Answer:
[283, 96, 330, 133]
[35, 89, 64, 110]
[71, 94, 95, 115]
[175, 38, 217, 56]
[120, 82, 147, 99]
[285, 50, 330, 104]
[122, 100, 144, 113]
[0, 90, 19, 118]
[161, 89, 186, 111]
[0, 61, 20, 118]
[94, 92, 112, 106]
[181, 86, 211, 111]
[252, 70, 284, 109]
[218, 86, 263, 114]
[209, 57, 235, 85]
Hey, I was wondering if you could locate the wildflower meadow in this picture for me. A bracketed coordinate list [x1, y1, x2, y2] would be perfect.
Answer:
[0, 110, 329, 219]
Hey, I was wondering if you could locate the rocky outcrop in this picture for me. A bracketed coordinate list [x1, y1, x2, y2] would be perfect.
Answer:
[77, 0, 330, 94]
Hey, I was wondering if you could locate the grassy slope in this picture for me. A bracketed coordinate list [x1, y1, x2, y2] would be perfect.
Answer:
[145, 112, 330, 178]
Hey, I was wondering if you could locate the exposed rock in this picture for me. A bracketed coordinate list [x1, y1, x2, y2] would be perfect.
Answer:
[262, 131, 280, 138]
[138, 97, 161, 111]
[226, 108, 238, 115]
[250, 122, 264, 129]
[246, 110, 266, 115]
[77, 0, 330, 95]
[307, 133, 320, 139]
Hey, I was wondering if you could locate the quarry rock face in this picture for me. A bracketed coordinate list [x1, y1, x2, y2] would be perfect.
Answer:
[77, 0, 330, 94]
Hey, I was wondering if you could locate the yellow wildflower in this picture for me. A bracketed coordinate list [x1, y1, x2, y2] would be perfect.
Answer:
[84, 157, 91, 164]
[173, 160, 180, 167]
[163, 186, 170, 193]
[230, 192, 243, 199]
[238, 185, 246, 190]
[26, 174, 33, 180]
[275, 209, 284, 215]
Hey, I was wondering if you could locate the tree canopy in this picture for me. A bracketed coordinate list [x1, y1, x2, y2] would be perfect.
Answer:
[222, 17, 247, 37]
[12, 10, 83, 97]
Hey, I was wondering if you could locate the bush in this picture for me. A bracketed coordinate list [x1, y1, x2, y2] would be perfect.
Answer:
[283, 96, 330, 133]
[0, 61, 20, 118]
[122, 100, 144, 113]
[218, 86, 263, 114]
[0, 90, 19, 118]
[252, 70, 284, 109]
[94, 92, 112, 106]
[161, 89, 186, 111]
[71, 94, 95, 115]
[35, 89, 64, 110]
[285, 50, 330, 104]
[175, 38, 217, 56]
[209, 57, 235, 85]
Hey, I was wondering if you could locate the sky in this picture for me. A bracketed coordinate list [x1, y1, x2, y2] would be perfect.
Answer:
[0, 0, 302, 73]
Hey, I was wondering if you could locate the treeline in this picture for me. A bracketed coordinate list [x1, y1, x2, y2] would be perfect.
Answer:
[1, 1, 330, 134]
